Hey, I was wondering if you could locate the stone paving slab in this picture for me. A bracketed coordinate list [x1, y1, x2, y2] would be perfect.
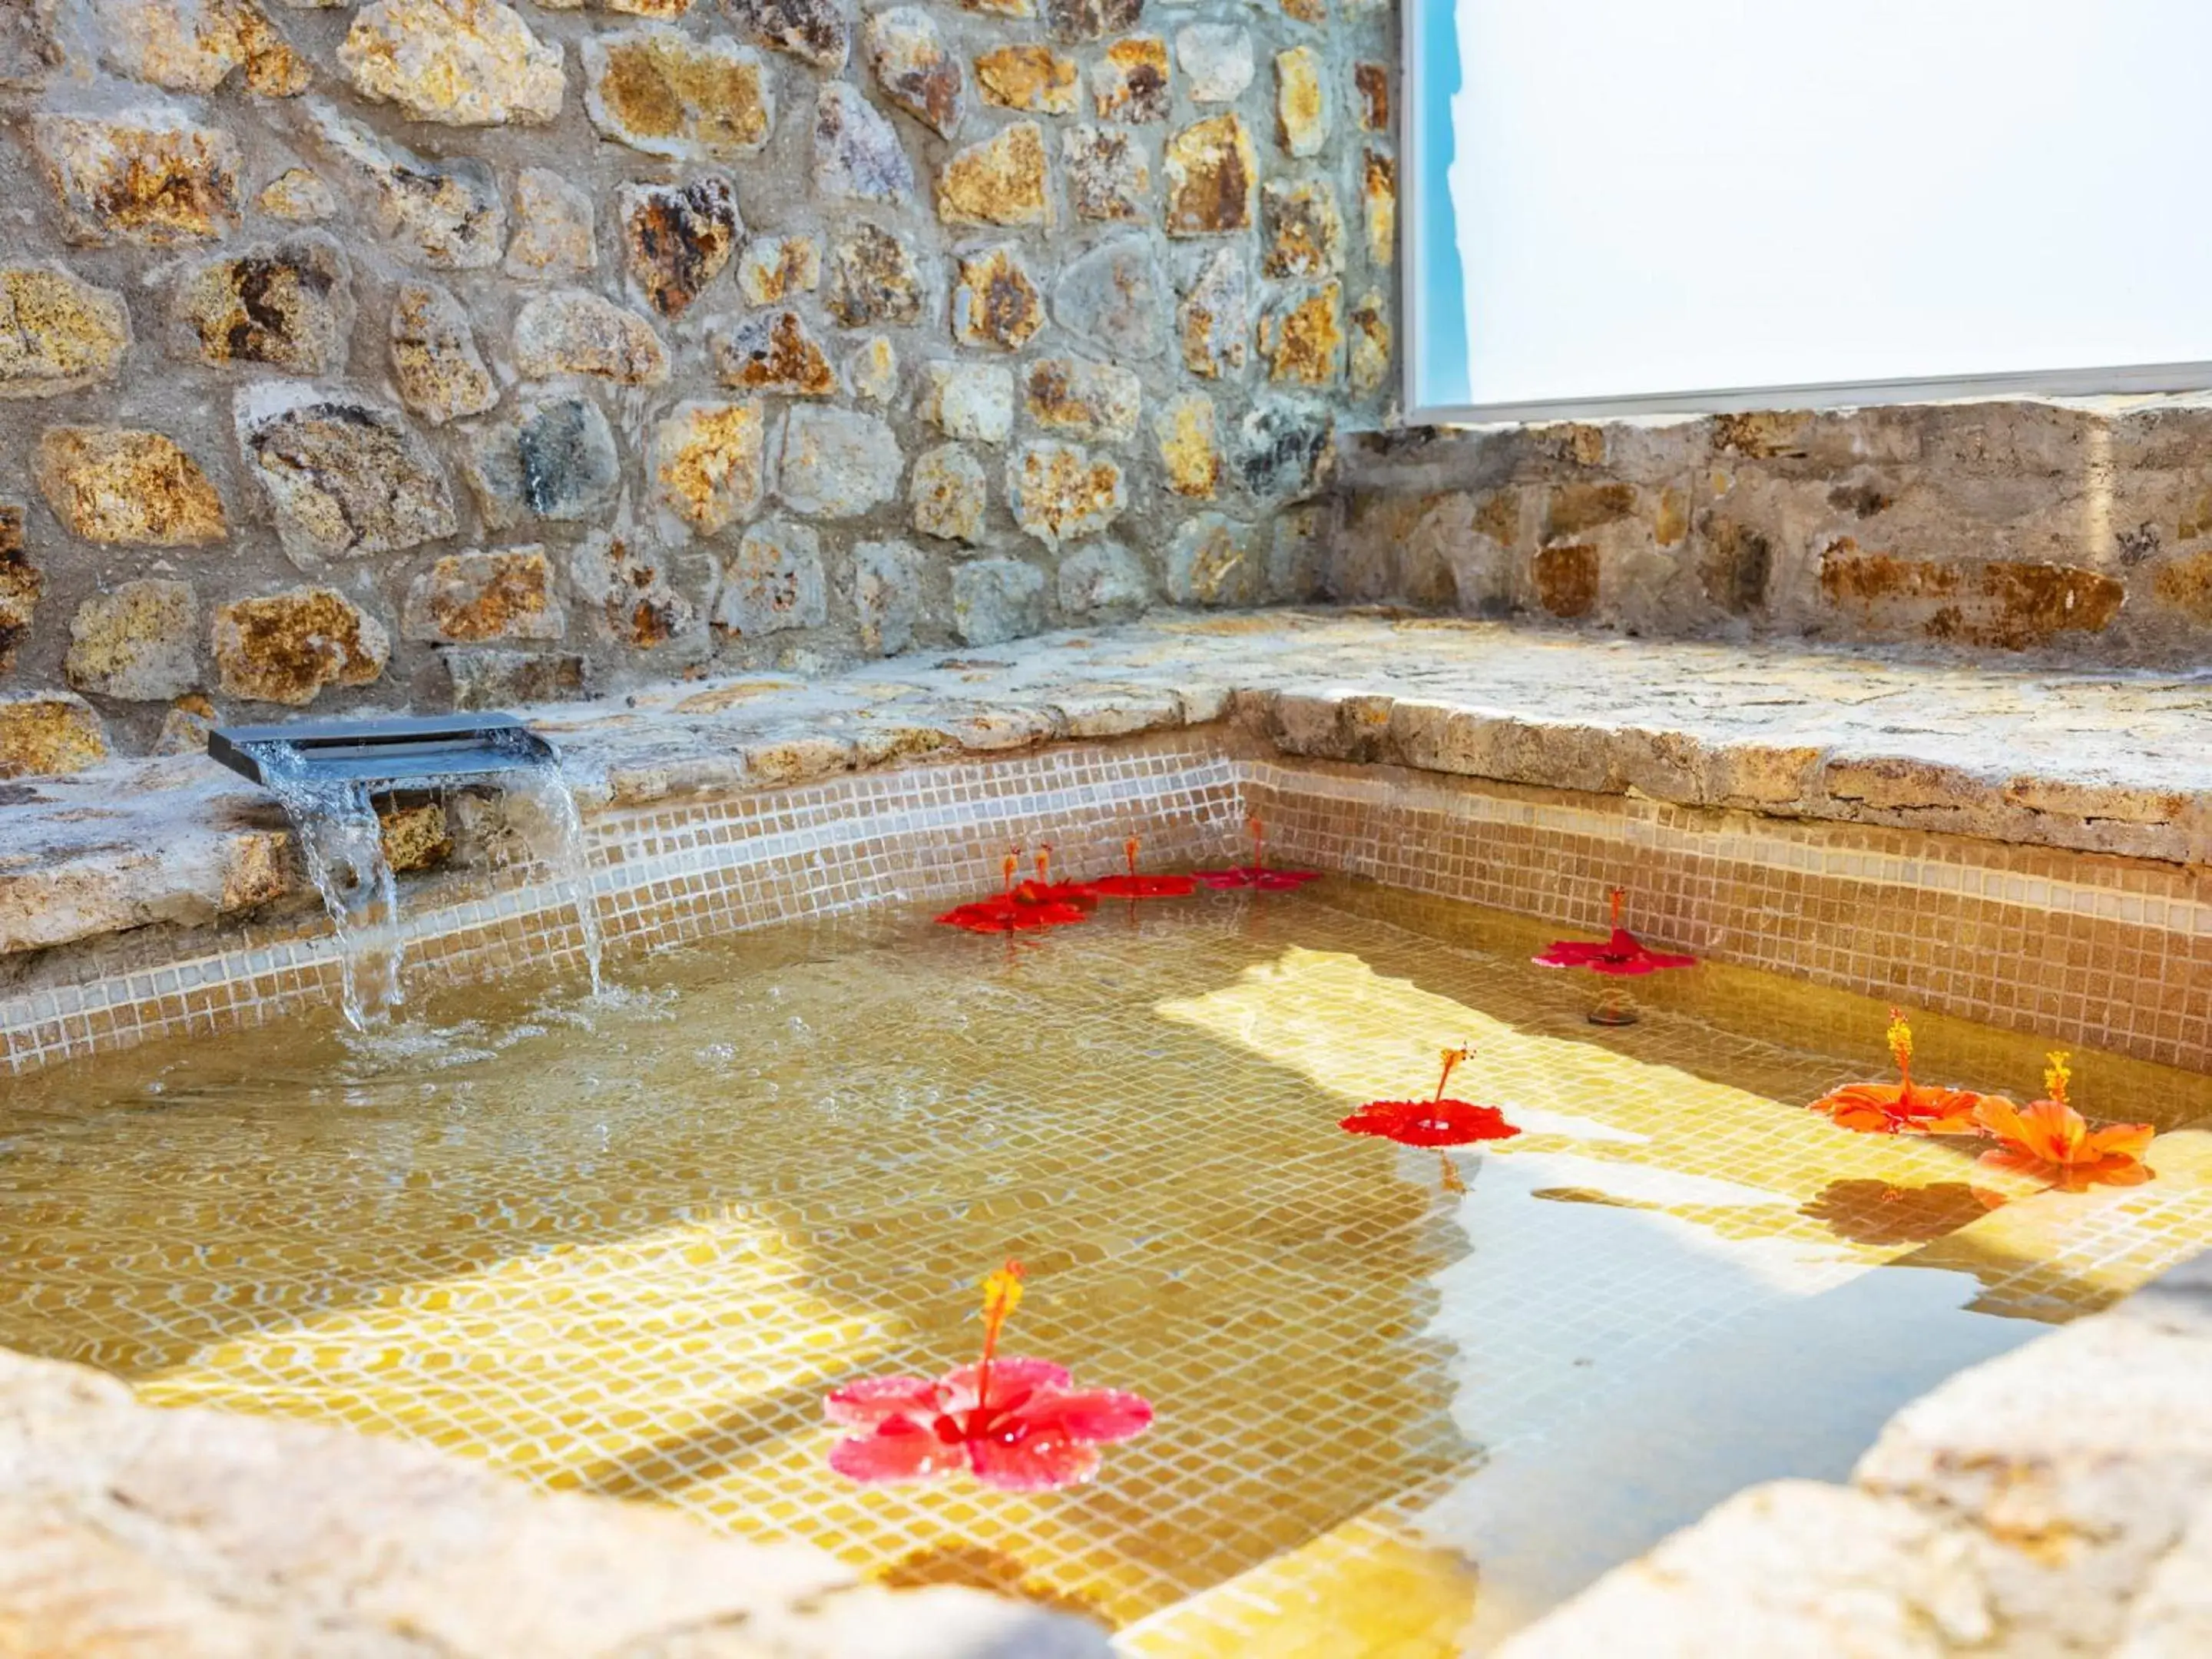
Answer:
[0, 1346, 1111, 1658]
[8, 611, 2212, 959]
[1495, 1243, 2212, 1658]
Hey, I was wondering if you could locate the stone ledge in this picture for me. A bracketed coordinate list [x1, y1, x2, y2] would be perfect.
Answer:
[0, 1345, 1110, 1658]
[7, 611, 2211, 960]
[1495, 1249, 2212, 1658]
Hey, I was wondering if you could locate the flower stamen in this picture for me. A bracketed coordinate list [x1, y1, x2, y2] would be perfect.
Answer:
[1887, 1008, 1916, 1104]
[975, 1259, 1024, 1409]
[1434, 1044, 1474, 1103]
[2044, 1050, 2072, 1108]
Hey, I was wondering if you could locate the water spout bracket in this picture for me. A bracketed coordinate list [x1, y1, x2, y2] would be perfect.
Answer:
[207, 714, 556, 791]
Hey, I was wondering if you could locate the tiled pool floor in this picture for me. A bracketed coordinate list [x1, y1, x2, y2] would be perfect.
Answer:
[6, 882, 2210, 1652]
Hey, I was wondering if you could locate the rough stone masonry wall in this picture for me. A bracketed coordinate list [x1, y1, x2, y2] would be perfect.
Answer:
[0, 0, 1397, 777]
[1335, 401, 2212, 667]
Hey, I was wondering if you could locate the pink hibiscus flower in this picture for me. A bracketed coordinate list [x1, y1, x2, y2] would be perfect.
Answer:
[1195, 816, 1322, 891]
[825, 1261, 1154, 1491]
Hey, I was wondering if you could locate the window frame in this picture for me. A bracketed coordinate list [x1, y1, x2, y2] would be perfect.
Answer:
[1399, 1, 2212, 427]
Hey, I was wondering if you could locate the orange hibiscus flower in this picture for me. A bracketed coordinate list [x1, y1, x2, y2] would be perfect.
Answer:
[1806, 1009, 1992, 1134]
[1974, 1051, 2154, 1194]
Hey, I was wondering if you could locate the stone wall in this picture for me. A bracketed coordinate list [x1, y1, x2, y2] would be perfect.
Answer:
[1334, 402, 2212, 665]
[0, 0, 1396, 773]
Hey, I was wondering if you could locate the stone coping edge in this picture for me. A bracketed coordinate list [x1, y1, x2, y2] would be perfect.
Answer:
[7, 614, 2210, 965]
[1231, 687, 2212, 868]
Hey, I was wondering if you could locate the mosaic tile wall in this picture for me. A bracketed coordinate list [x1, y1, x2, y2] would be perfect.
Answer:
[7, 733, 2210, 1077]
[0, 733, 1243, 1075]
[1247, 757, 2212, 1074]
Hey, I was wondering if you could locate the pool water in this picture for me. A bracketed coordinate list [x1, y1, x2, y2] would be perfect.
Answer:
[7, 882, 2211, 1654]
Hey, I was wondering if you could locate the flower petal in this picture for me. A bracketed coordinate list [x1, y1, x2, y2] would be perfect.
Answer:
[941, 1357, 1075, 1410]
[935, 903, 1013, 932]
[1833, 1102, 1902, 1135]
[1532, 942, 1612, 968]
[935, 899, 1088, 933]
[1535, 929, 1693, 974]
[1979, 1096, 2146, 1171]
[1091, 873, 1197, 899]
[1975, 1144, 2052, 1182]
[2087, 1156, 2154, 1187]
[2019, 1099, 2088, 1163]
[1973, 1094, 2028, 1146]
[1908, 1089, 1990, 1134]
[828, 1422, 963, 1484]
[2085, 1123, 2155, 1163]
[1018, 1387, 1155, 1446]
[824, 1375, 942, 1427]
[1194, 865, 1320, 891]
[966, 1429, 1104, 1492]
[1340, 1098, 1519, 1147]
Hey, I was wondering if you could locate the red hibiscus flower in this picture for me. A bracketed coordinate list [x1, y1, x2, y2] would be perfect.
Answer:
[1533, 888, 1697, 975]
[825, 1261, 1154, 1491]
[1973, 1051, 2154, 1195]
[936, 899, 1088, 934]
[1806, 1009, 1993, 1135]
[1339, 1046, 1523, 1147]
[1089, 836, 1197, 900]
[1195, 816, 1322, 891]
[1010, 843, 1101, 907]
[936, 851, 1091, 933]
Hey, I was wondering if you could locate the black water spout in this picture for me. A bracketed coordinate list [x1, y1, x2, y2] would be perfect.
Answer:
[207, 714, 556, 791]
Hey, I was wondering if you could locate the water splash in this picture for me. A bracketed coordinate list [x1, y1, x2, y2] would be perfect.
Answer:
[252, 741, 405, 1031]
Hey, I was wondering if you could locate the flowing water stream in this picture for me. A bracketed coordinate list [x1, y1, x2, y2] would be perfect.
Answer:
[251, 741, 406, 1030]
[246, 736, 605, 1028]
[498, 755, 606, 998]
